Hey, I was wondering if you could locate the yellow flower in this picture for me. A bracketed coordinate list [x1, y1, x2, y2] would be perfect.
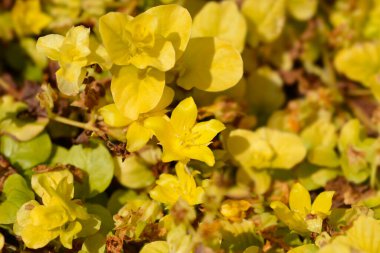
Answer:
[11, 0, 51, 36]
[13, 170, 100, 249]
[270, 183, 334, 234]
[145, 97, 225, 166]
[149, 162, 205, 206]
[99, 86, 174, 152]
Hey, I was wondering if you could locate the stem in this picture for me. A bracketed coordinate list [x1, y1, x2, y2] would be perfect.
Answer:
[0, 77, 19, 98]
[50, 114, 101, 133]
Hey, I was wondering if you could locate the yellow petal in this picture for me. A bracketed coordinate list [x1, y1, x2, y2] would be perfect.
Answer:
[111, 65, 165, 120]
[175, 162, 196, 194]
[270, 201, 309, 234]
[99, 12, 134, 65]
[192, 1, 247, 52]
[170, 97, 197, 133]
[144, 116, 178, 148]
[177, 37, 243, 92]
[191, 119, 225, 145]
[183, 145, 215, 167]
[149, 174, 180, 205]
[126, 121, 152, 152]
[36, 34, 65, 61]
[289, 183, 311, 216]
[56, 63, 86, 96]
[145, 4, 192, 59]
[99, 104, 133, 127]
[311, 191, 334, 216]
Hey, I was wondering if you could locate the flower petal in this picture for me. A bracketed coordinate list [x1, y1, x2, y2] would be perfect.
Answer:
[191, 119, 225, 145]
[311, 191, 334, 216]
[182, 145, 215, 167]
[289, 183, 311, 216]
[170, 97, 197, 133]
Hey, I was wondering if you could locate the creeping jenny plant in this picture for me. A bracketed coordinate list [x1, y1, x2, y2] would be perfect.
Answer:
[1, 0, 380, 252]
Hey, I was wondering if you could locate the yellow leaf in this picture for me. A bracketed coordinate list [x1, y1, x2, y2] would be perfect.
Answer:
[177, 37, 243, 92]
[36, 34, 64, 61]
[12, 0, 51, 36]
[111, 65, 165, 120]
[145, 4, 192, 59]
[126, 121, 153, 152]
[55, 63, 86, 96]
[242, 0, 286, 45]
[99, 11, 176, 71]
[287, 0, 318, 21]
[192, 1, 247, 52]
[98, 104, 133, 128]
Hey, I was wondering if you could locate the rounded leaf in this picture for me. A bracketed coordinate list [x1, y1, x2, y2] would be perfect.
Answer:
[111, 65, 165, 120]
[177, 37, 243, 92]
[192, 1, 247, 52]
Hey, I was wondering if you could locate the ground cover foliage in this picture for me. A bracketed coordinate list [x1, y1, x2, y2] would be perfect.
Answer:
[1, 0, 380, 252]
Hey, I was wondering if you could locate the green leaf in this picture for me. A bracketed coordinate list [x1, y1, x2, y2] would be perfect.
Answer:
[140, 241, 169, 253]
[85, 204, 113, 235]
[65, 142, 114, 198]
[114, 155, 155, 189]
[0, 174, 34, 224]
[0, 96, 48, 141]
[0, 132, 52, 170]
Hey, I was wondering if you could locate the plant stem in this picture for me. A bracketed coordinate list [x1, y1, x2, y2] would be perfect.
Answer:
[50, 114, 101, 133]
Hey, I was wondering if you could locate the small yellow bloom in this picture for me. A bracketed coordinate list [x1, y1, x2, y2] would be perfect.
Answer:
[270, 183, 334, 234]
[12, 0, 51, 36]
[149, 162, 205, 206]
[220, 199, 251, 222]
[145, 97, 225, 166]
